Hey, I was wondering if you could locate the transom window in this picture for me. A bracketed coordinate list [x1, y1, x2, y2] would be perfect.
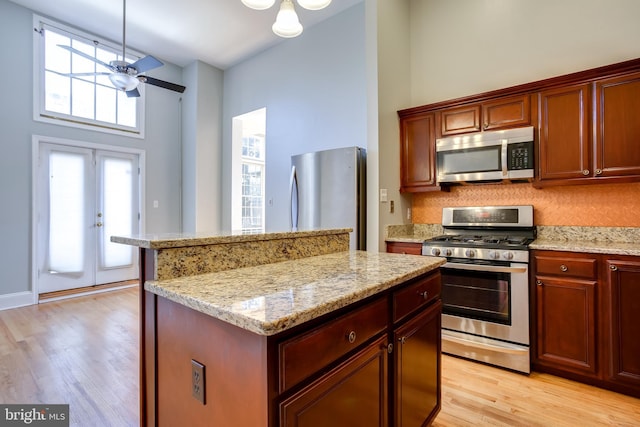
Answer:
[33, 15, 144, 136]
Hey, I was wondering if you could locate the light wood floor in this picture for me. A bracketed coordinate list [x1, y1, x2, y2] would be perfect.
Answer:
[0, 288, 638, 426]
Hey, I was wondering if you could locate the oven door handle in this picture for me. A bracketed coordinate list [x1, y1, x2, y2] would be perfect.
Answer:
[443, 262, 527, 274]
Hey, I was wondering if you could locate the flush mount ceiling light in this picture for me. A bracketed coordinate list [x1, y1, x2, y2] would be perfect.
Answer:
[242, 0, 332, 38]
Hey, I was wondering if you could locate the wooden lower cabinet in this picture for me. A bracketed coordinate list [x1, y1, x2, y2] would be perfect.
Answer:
[149, 270, 443, 426]
[535, 276, 598, 376]
[280, 335, 389, 427]
[386, 241, 423, 255]
[605, 258, 640, 392]
[393, 300, 441, 426]
[532, 251, 640, 398]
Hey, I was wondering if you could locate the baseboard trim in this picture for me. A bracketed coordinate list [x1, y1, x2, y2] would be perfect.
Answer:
[0, 291, 36, 311]
[38, 280, 138, 303]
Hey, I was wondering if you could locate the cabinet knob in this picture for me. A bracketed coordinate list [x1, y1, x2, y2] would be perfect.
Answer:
[399, 336, 407, 345]
[610, 265, 618, 271]
[347, 331, 356, 344]
[96, 222, 103, 227]
[595, 169, 603, 175]
[387, 343, 394, 354]
[582, 170, 590, 176]
[483, 123, 489, 130]
[536, 280, 543, 286]
[419, 290, 429, 300]
[560, 264, 568, 272]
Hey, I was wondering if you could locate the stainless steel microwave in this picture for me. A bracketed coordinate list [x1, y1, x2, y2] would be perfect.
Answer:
[436, 126, 534, 183]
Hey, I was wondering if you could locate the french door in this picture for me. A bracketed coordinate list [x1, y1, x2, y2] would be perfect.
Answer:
[36, 142, 140, 294]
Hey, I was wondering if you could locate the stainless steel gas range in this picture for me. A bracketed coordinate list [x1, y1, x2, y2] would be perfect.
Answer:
[423, 205, 535, 374]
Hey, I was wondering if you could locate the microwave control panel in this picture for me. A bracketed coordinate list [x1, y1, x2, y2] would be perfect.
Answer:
[508, 141, 534, 170]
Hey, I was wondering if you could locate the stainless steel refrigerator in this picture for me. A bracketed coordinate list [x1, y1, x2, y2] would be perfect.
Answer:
[290, 147, 366, 250]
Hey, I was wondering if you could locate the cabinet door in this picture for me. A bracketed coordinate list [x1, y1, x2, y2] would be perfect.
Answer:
[605, 259, 640, 390]
[400, 113, 438, 192]
[482, 95, 531, 131]
[594, 72, 640, 177]
[393, 300, 441, 427]
[537, 84, 591, 181]
[439, 104, 481, 136]
[535, 276, 598, 376]
[386, 242, 423, 255]
[280, 335, 388, 427]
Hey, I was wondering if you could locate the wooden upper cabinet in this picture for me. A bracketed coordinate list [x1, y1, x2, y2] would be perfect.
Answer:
[439, 94, 531, 136]
[595, 72, 640, 177]
[537, 84, 591, 181]
[439, 104, 481, 136]
[399, 113, 439, 192]
[482, 95, 531, 131]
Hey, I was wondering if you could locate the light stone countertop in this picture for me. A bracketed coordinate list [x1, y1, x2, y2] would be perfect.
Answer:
[111, 228, 351, 249]
[145, 251, 446, 336]
[385, 224, 640, 256]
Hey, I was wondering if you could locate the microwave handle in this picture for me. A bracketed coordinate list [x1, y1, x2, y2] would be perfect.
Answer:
[501, 140, 508, 177]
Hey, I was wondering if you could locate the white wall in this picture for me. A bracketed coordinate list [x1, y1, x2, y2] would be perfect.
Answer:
[374, 0, 412, 252]
[222, 3, 367, 236]
[0, 0, 184, 304]
[409, 0, 640, 106]
[181, 61, 224, 233]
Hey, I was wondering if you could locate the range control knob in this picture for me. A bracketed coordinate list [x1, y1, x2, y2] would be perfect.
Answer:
[465, 249, 476, 258]
[444, 248, 453, 257]
[488, 250, 500, 260]
[431, 247, 441, 256]
[502, 251, 514, 260]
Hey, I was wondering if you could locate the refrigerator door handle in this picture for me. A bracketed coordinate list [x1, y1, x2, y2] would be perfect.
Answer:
[289, 165, 298, 231]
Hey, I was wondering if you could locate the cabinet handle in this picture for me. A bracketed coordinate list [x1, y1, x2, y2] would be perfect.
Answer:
[582, 170, 590, 176]
[536, 280, 543, 286]
[595, 169, 602, 175]
[347, 331, 356, 344]
[419, 290, 429, 300]
[483, 123, 489, 130]
[399, 336, 406, 345]
[560, 264, 568, 272]
[610, 265, 618, 271]
[387, 343, 394, 354]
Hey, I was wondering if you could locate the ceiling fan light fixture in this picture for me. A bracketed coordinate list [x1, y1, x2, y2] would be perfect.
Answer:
[241, 0, 276, 10]
[109, 72, 140, 91]
[296, 0, 331, 10]
[272, 0, 303, 38]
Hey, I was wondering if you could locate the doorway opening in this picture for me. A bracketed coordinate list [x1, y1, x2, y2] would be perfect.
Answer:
[33, 136, 143, 302]
[231, 108, 266, 234]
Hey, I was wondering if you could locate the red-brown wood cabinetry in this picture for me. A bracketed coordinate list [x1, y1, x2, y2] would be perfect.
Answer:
[532, 251, 640, 398]
[399, 113, 440, 192]
[386, 241, 423, 255]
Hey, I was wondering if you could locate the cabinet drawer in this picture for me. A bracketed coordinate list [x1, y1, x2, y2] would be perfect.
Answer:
[278, 297, 388, 393]
[535, 255, 597, 279]
[393, 272, 441, 323]
[386, 242, 423, 255]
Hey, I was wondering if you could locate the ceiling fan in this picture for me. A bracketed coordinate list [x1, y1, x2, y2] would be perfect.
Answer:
[58, 0, 185, 98]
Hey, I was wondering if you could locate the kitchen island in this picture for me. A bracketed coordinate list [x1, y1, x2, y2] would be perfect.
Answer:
[113, 230, 446, 426]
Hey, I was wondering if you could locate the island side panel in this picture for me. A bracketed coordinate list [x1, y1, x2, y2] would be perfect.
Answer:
[140, 248, 157, 427]
[155, 296, 269, 426]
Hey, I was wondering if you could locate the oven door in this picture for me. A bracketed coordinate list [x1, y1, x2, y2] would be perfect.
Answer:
[440, 261, 529, 346]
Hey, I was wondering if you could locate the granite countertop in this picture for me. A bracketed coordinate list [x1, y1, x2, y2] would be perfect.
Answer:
[111, 228, 351, 249]
[386, 224, 640, 256]
[145, 251, 446, 336]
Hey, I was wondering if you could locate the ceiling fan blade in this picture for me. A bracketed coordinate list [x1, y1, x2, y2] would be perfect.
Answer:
[130, 55, 163, 74]
[65, 72, 112, 77]
[141, 76, 186, 93]
[126, 88, 141, 98]
[57, 45, 113, 70]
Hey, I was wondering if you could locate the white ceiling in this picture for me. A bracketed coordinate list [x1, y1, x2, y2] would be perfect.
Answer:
[10, 0, 363, 69]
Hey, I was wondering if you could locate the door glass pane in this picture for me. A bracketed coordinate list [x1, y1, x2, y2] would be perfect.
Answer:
[102, 157, 134, 268]
[48, 152, 85, 274]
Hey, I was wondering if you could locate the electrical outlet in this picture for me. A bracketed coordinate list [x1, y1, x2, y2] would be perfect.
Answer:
[389, 200, 395, 214]
[191, 359, 205, 404]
